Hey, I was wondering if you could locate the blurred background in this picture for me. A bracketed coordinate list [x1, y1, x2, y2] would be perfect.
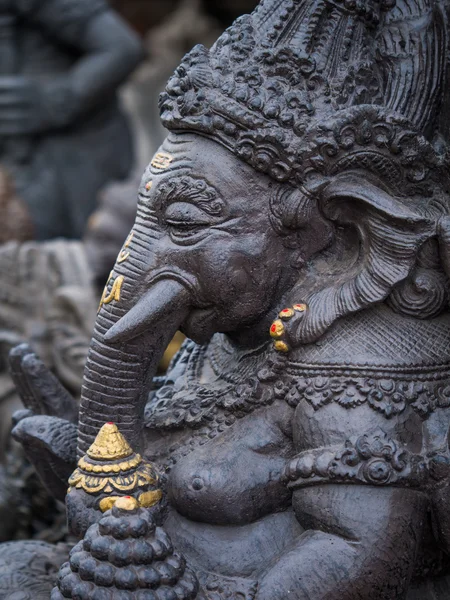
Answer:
[114, 0, 259, 174]
[1, 0, 259, 262]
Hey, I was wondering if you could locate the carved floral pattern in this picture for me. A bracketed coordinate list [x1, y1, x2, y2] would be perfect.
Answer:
[145, 339, 450, 472]
[146, 340, 450, 427]
[292, 373, 450, 418]
[283, 428, 427, 489]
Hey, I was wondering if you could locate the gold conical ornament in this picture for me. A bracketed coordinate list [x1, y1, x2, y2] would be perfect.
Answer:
[68, 422, 162, 511]
[86, 422, 133, 460]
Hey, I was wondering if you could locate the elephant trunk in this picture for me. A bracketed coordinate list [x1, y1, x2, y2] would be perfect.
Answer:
[77, 218, 191, 457]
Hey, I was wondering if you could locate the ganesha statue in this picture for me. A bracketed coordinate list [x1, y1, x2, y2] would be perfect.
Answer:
[4, 0, 450, 597]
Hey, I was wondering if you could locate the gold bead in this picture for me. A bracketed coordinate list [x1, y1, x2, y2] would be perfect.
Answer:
[115, 496, 139, 511]
[279, 308, 295, 319]
[138, 489, 163, 508]
[270, 320, 285, 339]
[293, 303, 307, 312]
[274, 340, 289, 353]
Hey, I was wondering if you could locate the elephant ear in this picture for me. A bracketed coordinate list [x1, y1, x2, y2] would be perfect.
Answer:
[296, 174, 436, 343]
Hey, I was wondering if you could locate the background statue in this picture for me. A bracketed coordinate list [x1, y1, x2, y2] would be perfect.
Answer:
[0, 167, 33, 244]
[120, 0, 222, 170]
[5, 0, 450, 598]
[0, 0, 143, 240]
[0, 183, 186, 544]
[84, 178, 141, 288]
[0, 240, 96, 543]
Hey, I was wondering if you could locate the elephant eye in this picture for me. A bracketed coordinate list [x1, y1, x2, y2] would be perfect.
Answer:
[163, 202, 214, 242]
[167, 220, 205, 237]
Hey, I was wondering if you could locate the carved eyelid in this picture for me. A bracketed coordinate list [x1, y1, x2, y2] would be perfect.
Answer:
[165, 201, 217, 221]
[155, 174, 225, 217]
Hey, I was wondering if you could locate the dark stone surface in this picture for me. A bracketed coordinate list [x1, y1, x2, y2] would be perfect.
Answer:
[7, 0, 450, 597]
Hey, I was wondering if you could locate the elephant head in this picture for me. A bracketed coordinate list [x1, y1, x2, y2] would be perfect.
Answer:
[77, 120, 448, 459]
[77, 131, 331, 457]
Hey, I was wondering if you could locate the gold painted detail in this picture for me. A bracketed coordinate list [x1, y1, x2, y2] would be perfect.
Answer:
[99, 496, 119, 512]
[99, 489, 163, 513]
[68, 461, 156, 495]
[118, 252, 130, 264]
[87, 423, 133, 460]
[98, 273, 124, 311]
[118, 231, 134, 264]
[115, 496, 140, 511]
[138, 489, 163, 508]
[68, 423, 162, 506]
[269, 320, 284, 339]
[151, 152, 173, 170]
[78, 453, 141, 473]
[279, 308, 295, 319]
[270, 303, 308, 353]
[274, 341, 290, 353]
[145, 181, 153, 191]
[294, 303, 308, 312]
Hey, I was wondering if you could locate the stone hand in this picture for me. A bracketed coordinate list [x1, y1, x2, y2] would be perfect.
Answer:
[9, 343, 78, 501]
[9, 343, 78, 421]
[0, 76, 74, 136]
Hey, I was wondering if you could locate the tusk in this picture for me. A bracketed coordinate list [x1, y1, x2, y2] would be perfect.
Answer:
[104, 279, 190, 344]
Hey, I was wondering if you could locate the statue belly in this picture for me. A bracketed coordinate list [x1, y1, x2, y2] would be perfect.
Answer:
[167, 404, 295, 526]
[164, 506, 303, 578]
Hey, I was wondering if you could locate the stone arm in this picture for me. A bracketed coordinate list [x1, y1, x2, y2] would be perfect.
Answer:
[250, 411, 428, 600]
[7, 0, 145, 133]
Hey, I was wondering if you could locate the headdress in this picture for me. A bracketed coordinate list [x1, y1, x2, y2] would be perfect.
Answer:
[160, 0, 449, 196]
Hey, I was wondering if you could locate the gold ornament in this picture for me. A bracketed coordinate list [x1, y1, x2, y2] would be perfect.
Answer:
[274, 340, 289, 353]
[293, 303, 308, 312]
[117, 231, 134, 264]
[68, 423, 161, 506]
[138, 489, 163, 508]
[98, 273, 124, 311]
[151, 152, 174, 170]
[270, 303, 308, 352]
[279, 308, 295, 319]
[87, 422, 133, 460]
[98, 489, 163, 513]
[269, 319, 285, 339]
[115, 496, 140, 511]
